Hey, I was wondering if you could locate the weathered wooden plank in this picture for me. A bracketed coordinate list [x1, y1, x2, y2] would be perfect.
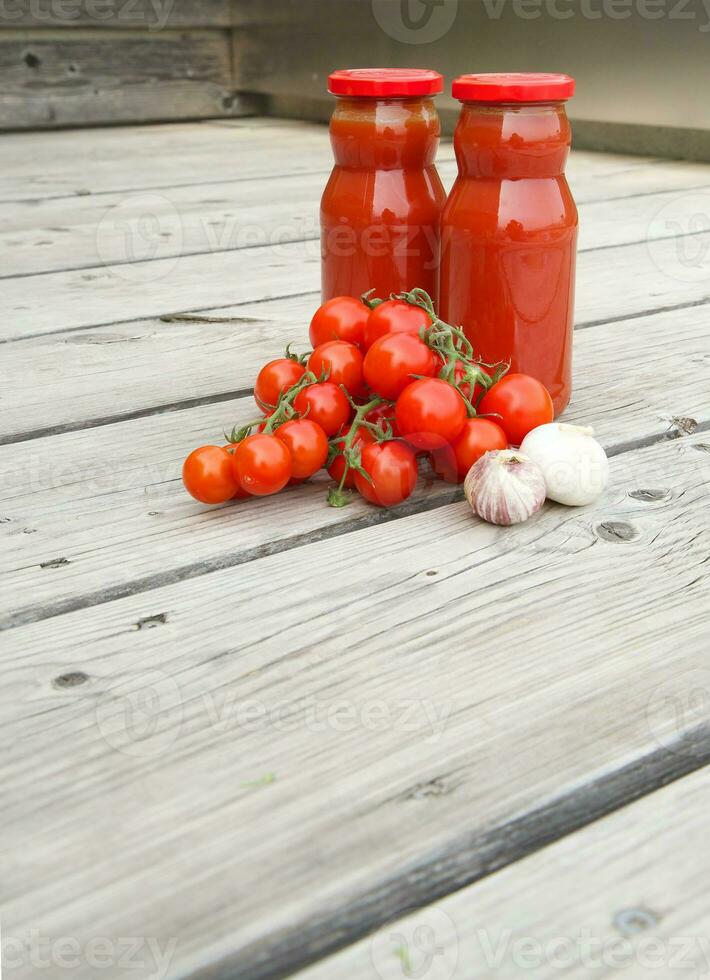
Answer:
[2, 433, 709, 979]
[2, 303, 708, 626]
[0, 28, 256, 130]
[2, 238, 321, 339]
[3, 167, 709, 278]
[1, 0, 232, 28]
[3, 225, 709, 341]
[0, 119, 336, 203]
[0, 170, 328, 278]
[3, 281, 710, 443]
[297, 765, 710, 979]
[4, 113, 710, 203]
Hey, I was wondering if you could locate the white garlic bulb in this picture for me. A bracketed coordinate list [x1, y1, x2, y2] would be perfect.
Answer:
[520, 423, 609, 506]
[464, 450, 546, 526]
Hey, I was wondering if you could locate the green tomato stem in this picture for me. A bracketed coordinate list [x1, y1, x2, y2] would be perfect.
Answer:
[327, 395, 389, 507]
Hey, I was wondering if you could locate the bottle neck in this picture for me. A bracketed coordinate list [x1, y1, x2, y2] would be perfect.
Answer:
[454, 102, 571, 179]
[330, 96, 441, 170]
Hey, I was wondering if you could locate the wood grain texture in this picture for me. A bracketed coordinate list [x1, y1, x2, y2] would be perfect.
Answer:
[3, 164, 710, 278]
[2, 121, 709, 337]
[3, 159, 710, 436]
[296, 764, 710, 979]
[2, 283, 709, 441]
[5, 115, 710, 203]
[3, 433, 710, 979]
[0, 28, 256, 129]
[2, 237, 321, 339]
[3, 118, 710, 980]
[2, 301, 709, 629]
[0, 119, 335, 203]
[4, 224, 709, 340]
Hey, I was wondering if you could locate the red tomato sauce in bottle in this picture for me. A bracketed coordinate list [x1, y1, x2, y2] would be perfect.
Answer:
[440, 73, 578, 415]
[322, 69, 446, 304]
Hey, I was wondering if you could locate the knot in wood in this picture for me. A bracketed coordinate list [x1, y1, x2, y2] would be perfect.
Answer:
[596, 521, 638, 543]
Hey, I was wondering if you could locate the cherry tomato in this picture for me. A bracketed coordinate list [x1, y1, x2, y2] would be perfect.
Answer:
[363, 300, 431, 351]
[275, 418, 329, 480]
[182, 446, 238, 504]
[395, 378, 467, 451]
[355, 441, 418, 508]
[224, 445, 254, 497]
[363, 333, 437, 401]
[254, 358, 305, 412]
[309, 296, 369, 348]
[432, 418, 508, 483]
[307, 341, 365, 396]
[366, 402, 399, 438]
[294, 382, 351, 437]
[232, 434, 292, 496]
[328, 425, 375, 488]
[478, 373, 554, 446]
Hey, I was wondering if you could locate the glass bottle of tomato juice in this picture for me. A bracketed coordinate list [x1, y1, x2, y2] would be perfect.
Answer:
[322, 69, 446, 304]
[440, 73, 578, 415]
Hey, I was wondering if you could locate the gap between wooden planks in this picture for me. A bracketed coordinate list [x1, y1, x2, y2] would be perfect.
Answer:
[2, 117, 708, 980]
[3, 225, 710, 342]
[2, 287, 709, 444]
[2, 432, 709, 979]
[4, 158, 710, 280]
[3, 156, 710, 337]
[2, 303, 709, 628]
[295, 763, 710, 980]
[0, 120, 346, 204]
[1, 116, 702, 203]
[4, 176, 710, 438]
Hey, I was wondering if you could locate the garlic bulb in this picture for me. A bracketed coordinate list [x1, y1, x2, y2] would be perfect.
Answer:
[464, 450, 546, 526]
[520, 423, 609, 506]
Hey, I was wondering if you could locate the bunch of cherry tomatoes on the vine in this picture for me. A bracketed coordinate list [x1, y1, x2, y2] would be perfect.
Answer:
[182, 289, 555, 509]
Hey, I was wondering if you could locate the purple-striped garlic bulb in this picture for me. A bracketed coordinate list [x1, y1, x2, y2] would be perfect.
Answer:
[464, 450, 546, 526]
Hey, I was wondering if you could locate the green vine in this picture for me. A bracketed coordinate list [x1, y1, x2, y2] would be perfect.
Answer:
[326, 394, 392, 508]
[226, 370, 318, 444]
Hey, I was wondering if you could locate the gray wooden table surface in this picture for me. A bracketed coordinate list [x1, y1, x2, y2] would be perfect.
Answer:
[2, 118, 710, 980]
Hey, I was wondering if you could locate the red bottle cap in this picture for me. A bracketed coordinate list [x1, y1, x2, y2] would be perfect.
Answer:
[452, 73, 575, 103]
[328, 68, 444, 98]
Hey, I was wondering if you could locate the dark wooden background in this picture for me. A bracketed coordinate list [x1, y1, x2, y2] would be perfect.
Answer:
[0, 0, 257, 128]
[2, 0, 709, 161]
